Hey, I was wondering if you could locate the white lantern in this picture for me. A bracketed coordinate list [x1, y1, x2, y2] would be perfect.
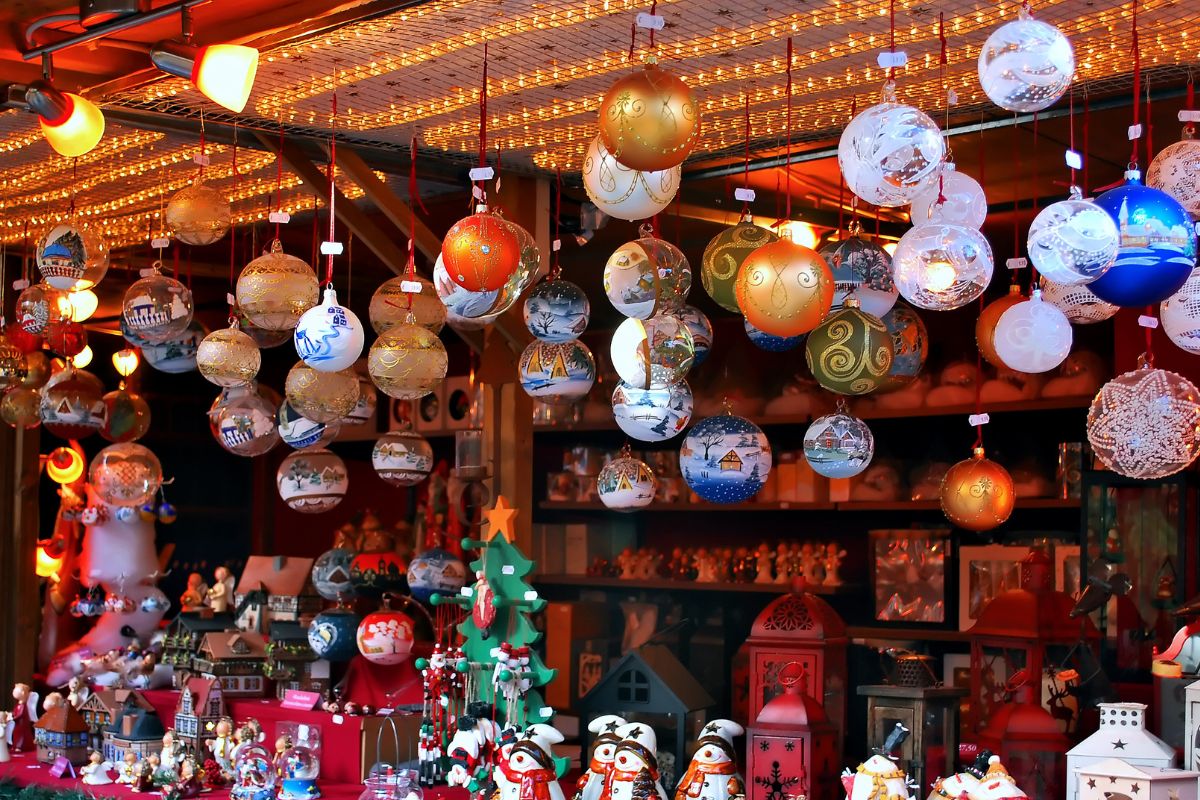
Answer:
[977, 7, 1075, 113]
[993, 290, 1074, 373]
[294, 287, 365, 372]
[908, 165, 988, 229]
[1027, 194, 1120, 285]
[838, 87, 946, 207]
[1039, 276, 1119, 324]
[1160, 265, 1200, 354]
[892, 223, 994, 310]
[582, 136, 680, 222]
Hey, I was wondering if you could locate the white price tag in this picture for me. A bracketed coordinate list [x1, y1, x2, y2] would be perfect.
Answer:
[1138, 314, 1159, 329]
[1128, 123, 1144, 140]
[378, 708, 394, 716]
[139, 268, 156, 278]
[320, 241, 344, 255]
[269, 211, 291, 224]
[298, 725, 310, 741]
[734, 187, 757, 202]
[1065, 150, 1083, 170]
[539, 707, 554, 718]
[501, 565, 515, 575]
[151, 236, 170, 249]
[399, 280, 423, 294]
[968, 413, 991, 427]
[946, 88, 958, 106]
[876, 51, 908, 69]
[524, 590, 538, 601]
[226, 292, 236, 306]
[472, 186, 486, 201]
[193, 154, 211, 167]
[332, 715, 345, 725]
[469, 166, 495, 182]
[552, 239, 562, 252]
[1005, 257, 1028, 270]
[11, 279, 29, 290]
[1179, 110, 1200, 123]
[636, 12, 665, 29]
[460, 586, 473, 597]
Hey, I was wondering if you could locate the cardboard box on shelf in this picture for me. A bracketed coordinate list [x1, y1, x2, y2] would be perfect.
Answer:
[544, 599, 610, 711]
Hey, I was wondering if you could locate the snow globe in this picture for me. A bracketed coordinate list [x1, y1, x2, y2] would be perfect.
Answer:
[230, 743, 276, 800]
[278, 724, 322, 800]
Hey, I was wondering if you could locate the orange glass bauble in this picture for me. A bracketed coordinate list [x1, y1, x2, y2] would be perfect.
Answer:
[939, 446, 1015, 531]
[735, 239, 834, 337]
[441, 211, 522, 292]
[597, 59, 701, 172]
[975, 284, 1024, 369]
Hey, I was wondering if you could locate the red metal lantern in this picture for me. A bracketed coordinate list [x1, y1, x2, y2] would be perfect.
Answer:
[441, 212, 521, 292]
[746, 663, 839, 800]
[977, 674, 1071, 799]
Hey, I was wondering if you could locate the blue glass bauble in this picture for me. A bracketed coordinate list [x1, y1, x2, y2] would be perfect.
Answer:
[523, 279, 590, 343]
[407, 547, 468, 603]
[744, 318, 803, 352]
[1089, 177, 1197, 307]
[680, 414, 772, 504]
[307, 608, 361, 661]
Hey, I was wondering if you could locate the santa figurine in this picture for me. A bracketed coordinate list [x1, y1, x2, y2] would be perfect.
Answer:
[674, 720, 744, 800]
[841, 724, 916, 800]
[574, 715, 628, 800]
[610, 723, 668, 800]
[967, 755, 1027, 800]
[495, 725, 567, 800]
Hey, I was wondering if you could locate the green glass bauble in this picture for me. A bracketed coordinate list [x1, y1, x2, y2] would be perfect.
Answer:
[804, 299, 893, 395]
[700, 220, 778, 313]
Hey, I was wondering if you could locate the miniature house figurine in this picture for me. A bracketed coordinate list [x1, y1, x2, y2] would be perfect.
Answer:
[80, 689, 154, 751]
[977, 674, 1071, 800]
[192, 631, 268, 696]
[233, 555, 321, 633]
[745, 664, 838, 800]
[162, 611, 236, 680]
[857, 681, 966, 794]
[1067, 703, 1175, 800]
[102, 696, 166, 765]
[173, 677, 225, 751]
[1074, 758, 1200, 800]
[265, 621, 329, 701]
[34, 702, 90, 765]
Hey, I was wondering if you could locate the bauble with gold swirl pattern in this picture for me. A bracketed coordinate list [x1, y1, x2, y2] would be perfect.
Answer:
[736, 239, 834, 338]
[284, 362, 360, 424]
[701, 220, 779, 313]
[165, 181, 231, 246]
[367, 321, 449, 401]
[441, 211, 522, 292]
[582, 135, 680, 221]
[804, 298, 893, 395]
[939, 447, 1015, 531]
[236, 239, 320, 331]
[197, 325, 261, 388]
[597, 58, 701, 172]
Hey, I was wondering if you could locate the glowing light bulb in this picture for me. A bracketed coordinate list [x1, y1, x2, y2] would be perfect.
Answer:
[65, 289, 98, 322]
[112, 348, 139, 377]
[45, 446, 84, 484]
[38, 92, 105, 158]
[924, 258, 958, 293]
[71, 345, 93, 369]
[777, 220, 820, 249]
[35, 541, 64, 580]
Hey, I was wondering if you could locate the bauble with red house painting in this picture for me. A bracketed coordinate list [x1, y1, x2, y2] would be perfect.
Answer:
[356, 602, 415, 665]
[350, 550, 408, 597]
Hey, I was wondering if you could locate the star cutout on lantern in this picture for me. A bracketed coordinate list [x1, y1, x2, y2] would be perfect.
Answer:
[1087, 780, 1097, 789]
[1113, 739, 1127, 750]
[484, 495, 518, 541]
[1131, 783, 1141, 794]
[1110, 776, 1119, 784]
[784, 742, 795, 752]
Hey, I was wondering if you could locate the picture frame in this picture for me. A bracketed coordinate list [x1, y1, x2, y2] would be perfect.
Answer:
[957, 544, 1028, 631]
[1055, 544, 1082, 597]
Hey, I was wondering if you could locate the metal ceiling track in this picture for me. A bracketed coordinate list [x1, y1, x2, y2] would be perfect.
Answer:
[21, 0, 206, 60]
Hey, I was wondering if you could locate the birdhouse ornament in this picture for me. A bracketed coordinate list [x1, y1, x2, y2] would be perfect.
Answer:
[611, 724, 669, 800]
[494, 724, 568, 800]
[575, 715, 628, 800]
[675, 720, 745, 800]
[842, 724, 916, 800]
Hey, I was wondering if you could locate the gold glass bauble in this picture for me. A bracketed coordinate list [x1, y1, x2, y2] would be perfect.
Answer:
[21, 351, 50, 389]
[369, 276, 446, 335]
[284, 363, 360, 424]
[367, 322, 449, 401]
[197, 326, 262, 388]
[236, 239, 320, 331]
[804, 299, 894, 395]
[0, 334, 27, 390]
[736, 239, 834, 337]
[597, 60, 701, 172]
[939, 447, 1015, 531]
[701, 221, 779, 313]
[975, 284, 1025, 369]
[101, 389, 151, 443]
[1, 386, 41, 429]
[441, 211, 522, 292]
[165, 181, 232, 246]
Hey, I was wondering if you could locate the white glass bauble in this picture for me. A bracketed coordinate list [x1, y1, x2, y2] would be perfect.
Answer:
[1148, 133, 1200, 219]
[210, 383, 279, 457]
[612, 380, 693, 442]
[277, 448, 348, 513]
[892, 223, 994, 310]
[372, 431, 434, 486]
[977, 10, 1075, 113]
[909, 166, 988, 229]
[523, 279, 591, 342]
[1161, 266, 1200, 354]
[838, 96, 946, 207]
[672, 305, 713, 366]
[121, 270, 194, 343]
[582, 135, 681, 221]
[610, 313, 695, 390]
[277, 401, 340, 450]
[294, 287, 365, 372]
[993, 290, 1074, 373]
[803, 411, 874, 479]
[36, 222, 109, 290]
[1088, 363, 1200, 479]
[518, 339, 597, 405]
[679, 413, 772, 504]
[827, 233, 898, 316]
[598, 454, 658, 512]
[603, 233, 691, 319]
[1027, 196, 1120, 284]
[1038, 276, 1119, 324]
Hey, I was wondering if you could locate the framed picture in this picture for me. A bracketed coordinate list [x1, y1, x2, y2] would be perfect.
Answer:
[958, 544, 1028, 631]
[1055, 545, 1081, 597]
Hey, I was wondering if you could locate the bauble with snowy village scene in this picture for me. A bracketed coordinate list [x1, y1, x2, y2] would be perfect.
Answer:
[680, 412, 772, 504]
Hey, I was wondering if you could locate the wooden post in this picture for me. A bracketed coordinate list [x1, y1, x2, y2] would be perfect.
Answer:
[0, 424, 41, 692]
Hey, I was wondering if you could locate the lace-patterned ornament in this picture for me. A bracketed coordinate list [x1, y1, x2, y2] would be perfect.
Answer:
[1087, 363, 1200, 479]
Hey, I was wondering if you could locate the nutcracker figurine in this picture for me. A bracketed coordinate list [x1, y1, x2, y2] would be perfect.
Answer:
[575, 715, 627, 800]
[675, 720, 745, 800]
[610, 724, 669, 800]
[840, 724, 916, 800]
[495, 725, 567, 800]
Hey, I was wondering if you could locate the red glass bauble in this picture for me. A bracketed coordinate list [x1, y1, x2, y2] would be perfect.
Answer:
[46, 319, 87, 358]
[8, 326, 43, 354]
[349, 551, 408, 596]
[441, 212, 522, 292]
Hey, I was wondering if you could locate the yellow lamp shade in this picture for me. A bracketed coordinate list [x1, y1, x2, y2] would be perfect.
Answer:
[71, 345, 93, 369]
[35, 543, 64, 580]
[39, 92, 104, 158]
[46, 446, 84, 484]
[64, 289, 98, 322]
[195, 45, 259, 113]
[112, 348, 140, 377]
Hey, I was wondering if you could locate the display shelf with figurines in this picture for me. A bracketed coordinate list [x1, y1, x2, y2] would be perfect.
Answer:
[533, 574, 857, 596]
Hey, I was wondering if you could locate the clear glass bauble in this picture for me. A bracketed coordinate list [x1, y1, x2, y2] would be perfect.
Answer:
[242, 319, 295, 348]
[1161, 265, 1200, 354]
[1088, 363, 1200, 479]
[36, 222, 109, 290]
[892, 223, 994, 310]
[838, 97, 946, 207]
[826, 232, 898, 316]
[277, 448, 348, 513]
[294, 287, 365, 372]
[1147, 133, 1200, 219]
[40, 368, 105, 439]
[141, 320, 205, 373]
[879, 302, 928, 390]
[372, 431, 434, 486]
[0, 335, 24, 390]
[407, 549, 467, 603]
[369, 276, 446, 335]
[236, 239, 320, 331]
[285, 363, 360, 423]
[603, 234, 691, 319]
[1027, 196, 1120, 284]
[598, 454, 658, 512]
[367, 322, 448, 400]
[2, 386, 42, 429]
[803, 410, 875, 478]
[679, 413, 772, 504]
[1039, 276, 1119, 324]
[278, 401, 340, 450]
[15, 282, 66, 336]
[523, 279, 591, 343]
[165, 181, 231, 246]
[197, 325, 261, 387]
[122, 270, 194, 344]
[672, 305, 713, 366]
[101, 388, 151, 443]
[519, 339, 597, 405]
[21, 351, 50, 390]
[612, 380, 693, 442]
[909, 166, 988, 229]
[993, 290, 1074, 373]
[210, 383, 279, 456]
[582, 135, 681, 221]
[744, 318, 803, 351]
[977, 11, 1075, 113]
[312, 547, 356, 602]
[610, 313, 694, 390]
[88, 442, 162, 507]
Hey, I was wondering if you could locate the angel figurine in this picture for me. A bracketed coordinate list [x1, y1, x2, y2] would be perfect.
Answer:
[8, 683, 38, 752]
[206, 566, 235, 613]
[180, 573, 208, 611]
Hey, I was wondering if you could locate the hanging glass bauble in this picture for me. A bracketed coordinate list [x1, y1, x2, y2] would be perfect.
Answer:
[597, 59, 700, 172]
[210, 383, 279, 456]
[680, 412, 772, 504]
[1, 387, 41, 429]
[312, 547, 356, 602]
[351, 550, 408, 597]
[583, 135, 681, 221]
[372, 430, 434, 486]
[236, 239, 320, 331]
[940, 447, 1015, 531]
[101, 389, 151, 443]
[357, 604, 416, 665]
[519, 339, 597, 405]
[308, 608, 361, 661]
[523, 279, 591, 343]
[744, 319, 803, 351]
[285, 362, 360, 423]
[804, 298, 894, 396]
[142, 320, 205, 373]
[736, 239, 834, 336]
[165, 180, 231, 246]
[701, 220, 778, 314]
[879, 302, 928, 390]
[36, 222, 109, 290]
[672, 305, 713, 366]
[1027, 194, 1120, 285]
[197, 325, 261, 387]
[278, 401, 339, 450]
[367, 321, 448, 400]
[277, 448, 348, 513]
[345, 376, 378, 426]
[892, 223, 994, 310]
[598, 450, 658, 512]
[433, 246, 534, 325]
[242, 319, 294, 348]
[45, 319, 86, 358]
[803, 409, 875, 478]
[89, 442, 162, 507]
[441, 211, 522, 292]
[993, 289, 1074, 373]
[407, 548, 467, 603]
[838, 90, 946, 207]
[40, 368, 104, 439]
[1161, 266, 1200, 354]
[1148, 130, 1200, 218]
[369, 276, 446, 335]
[15, 283, 66, 336]
[604, 232, 691, 319]
[909, 165, 988, 229]
[122, 269, 194, 344]
[976, 284, 1026, 369]
[612, 380, 692, 442]
[294, 287, 365, 372]
[6, 326, 42, 355]
[0, 336, 25, 390]
[611, 313, 694, 390]
[1039, 276, 1119, 324]
[20, 352, 49, 390]
[826, 230, 898, 316]
[977, 7, 1075, 113]
[1088, 362, 1200, 479]
[1089, 174, 1198, 306]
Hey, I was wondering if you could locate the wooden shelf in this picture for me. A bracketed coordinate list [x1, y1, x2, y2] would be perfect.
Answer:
[847, 625, 969, 643]
[533, 574, 854, 596]
[539, 497, 1079, 513]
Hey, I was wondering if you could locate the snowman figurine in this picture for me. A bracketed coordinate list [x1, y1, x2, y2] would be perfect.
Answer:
[674, 720, 744, 800]
[495, 725, 567, 800]
[574, 715, 628, 800]
[967, 756, 1027, 800]
[610, 724, 668, 800]
[928, 749, 991, 800]
[446, 715, 485, 788]
[841, 724, 916, 800]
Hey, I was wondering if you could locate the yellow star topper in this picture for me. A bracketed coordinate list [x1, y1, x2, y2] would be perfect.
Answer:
[483, 495, 518, 541]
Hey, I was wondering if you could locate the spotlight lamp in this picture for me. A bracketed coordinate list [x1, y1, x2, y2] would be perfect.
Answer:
[25, 80, 104, 157]
[150, 41, 258, 113]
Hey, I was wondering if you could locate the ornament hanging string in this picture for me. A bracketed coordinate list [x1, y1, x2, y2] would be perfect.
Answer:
[648, 0, 657, 48]
[406, 136, 426, 311]
[1011, 115, 1021, 272]
[325, 88, 338, 288]
[1145, 304, 1154, 363]
[1083, 86, 1092, 192]
[742, 92, 752, 216]
[1144, 77, 1153, 164]
[552, 166, 562, 279]
[68, 158, 77, 218]
[1068, 87, 1077, 188]
[783, 37, 793, 224]
[887, 0, 897, 80]
[1129, 0, 1141, 168]
[935, 12, 949, 206]
[275, 112, 285, 241]
[974, 293, 985, 448]
[197, 108, 206, 179]
[1186, 71, 1196, 136]
[1028, 113, 1040, 288]
[229, 123, 240, 316]
[477, 43, 489, 197]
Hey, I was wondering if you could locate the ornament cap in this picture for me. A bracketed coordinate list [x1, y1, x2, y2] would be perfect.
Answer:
[1007, 282, 1022, 295]
[1125, 168, 1143, 182]
[972, 446, 986, 459]
[843, 294, 862, 310]
[268, 238, 285, 254]
[1068, 185, 1084, 200]
[881, 79, 897, 103]
[322, 286, 340, 306]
